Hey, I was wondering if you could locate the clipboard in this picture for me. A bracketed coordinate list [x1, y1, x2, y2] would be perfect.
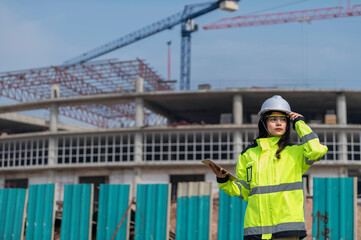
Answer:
[201, 158, 238, 181]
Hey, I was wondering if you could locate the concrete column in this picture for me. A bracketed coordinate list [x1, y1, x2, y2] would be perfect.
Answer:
[135, 77, 144, 128]
[233, 94, 243, 158]
[134, 133, 143, 164]
[336, 94, 347, 125]
[133, 168, 142, 197]
[48, 84, 59, 183]
[233, 94, 243, 125]
[49, 84, 59, 132]
[134, 78, 144, 189]
[0, 178, 4, 188]
[336, 93, 347, 177]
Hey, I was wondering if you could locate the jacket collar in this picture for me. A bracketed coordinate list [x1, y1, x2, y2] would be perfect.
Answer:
[256, 136, 281, 150]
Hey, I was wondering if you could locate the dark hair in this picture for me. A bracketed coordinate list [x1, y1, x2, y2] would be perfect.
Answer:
[251, 111, 291, 159]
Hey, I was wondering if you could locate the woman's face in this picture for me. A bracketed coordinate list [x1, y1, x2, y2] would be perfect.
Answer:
[266, 111, 288, 137]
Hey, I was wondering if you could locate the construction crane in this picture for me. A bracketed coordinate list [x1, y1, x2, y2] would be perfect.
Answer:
[63, 1, 239, 90]
[203, 0, 361, 30]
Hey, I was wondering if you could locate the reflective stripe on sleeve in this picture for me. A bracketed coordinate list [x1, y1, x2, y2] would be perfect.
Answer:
[238, 193, 245, 200]
[301, 132, 318, 144]
[305, 157, 318, 165]
[244, 222, 306, 235]
[235, 180, 248, 200]
[249, 182, 303, 197]
[235, 180, 250, 190]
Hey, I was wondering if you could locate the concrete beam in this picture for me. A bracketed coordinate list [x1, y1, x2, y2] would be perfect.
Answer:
[0, 93, 138, 113]
[0, 112, 93, 131]
[0, 88, 327, 114]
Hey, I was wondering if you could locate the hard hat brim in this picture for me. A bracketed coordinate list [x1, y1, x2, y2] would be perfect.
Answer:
[258, 109, 291, 117]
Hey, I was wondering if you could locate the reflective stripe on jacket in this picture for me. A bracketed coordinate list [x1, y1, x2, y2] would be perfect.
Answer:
[218, 120, 328, 240]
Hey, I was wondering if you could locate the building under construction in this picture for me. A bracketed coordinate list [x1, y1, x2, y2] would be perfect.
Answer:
[0, 59, 360, 200]
[0, 60, 360, 238]
[0, 1, 361, 238]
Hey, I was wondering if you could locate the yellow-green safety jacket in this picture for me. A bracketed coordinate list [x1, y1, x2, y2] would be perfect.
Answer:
[218, 119, 328, 240]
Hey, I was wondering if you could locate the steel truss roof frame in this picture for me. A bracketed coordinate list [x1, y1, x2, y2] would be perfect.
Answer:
[0, 59, 173, 128]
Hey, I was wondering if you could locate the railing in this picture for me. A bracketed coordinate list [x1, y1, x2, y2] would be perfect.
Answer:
[0, 125, 360, 169]
[57, 133, 134, 164]
[143, 130, 235, 162]
[0, 137, 48, 168]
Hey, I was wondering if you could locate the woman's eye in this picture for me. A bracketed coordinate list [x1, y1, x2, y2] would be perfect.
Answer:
[269, 117, 287, 122]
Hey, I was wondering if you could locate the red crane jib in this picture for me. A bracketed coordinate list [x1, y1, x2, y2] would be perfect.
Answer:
[203, 4, 361, 30]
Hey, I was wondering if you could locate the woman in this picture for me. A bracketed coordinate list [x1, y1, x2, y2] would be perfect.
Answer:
[211, 95, 328, 240]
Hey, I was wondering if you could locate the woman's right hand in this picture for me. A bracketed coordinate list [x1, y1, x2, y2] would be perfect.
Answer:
[209, 163, 228, 178]
[289, 111, 303, 121]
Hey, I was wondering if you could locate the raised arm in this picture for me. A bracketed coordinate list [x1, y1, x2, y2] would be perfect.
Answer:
[290, 112, 328, 173]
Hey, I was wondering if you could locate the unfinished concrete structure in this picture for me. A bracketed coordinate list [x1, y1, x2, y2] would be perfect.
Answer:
[0, 81, 360, 201]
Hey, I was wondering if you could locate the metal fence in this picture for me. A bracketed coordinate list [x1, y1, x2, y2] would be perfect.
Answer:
[0, 125, 360, 169]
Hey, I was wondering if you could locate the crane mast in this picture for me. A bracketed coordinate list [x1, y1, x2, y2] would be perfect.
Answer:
[63, 1, 239, 90]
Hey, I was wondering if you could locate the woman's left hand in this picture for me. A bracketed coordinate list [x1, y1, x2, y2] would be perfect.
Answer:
[289, 111, 303, 121]
[209, 163, 228, 178]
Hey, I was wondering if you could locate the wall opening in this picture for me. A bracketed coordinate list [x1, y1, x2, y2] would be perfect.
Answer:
[4, 178, 28, 188]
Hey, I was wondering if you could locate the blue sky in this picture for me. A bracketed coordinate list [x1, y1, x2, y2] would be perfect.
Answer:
[1, 0, 361, 90]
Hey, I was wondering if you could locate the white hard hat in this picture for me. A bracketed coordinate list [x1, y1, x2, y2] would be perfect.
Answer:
[258, 95, 291, 116]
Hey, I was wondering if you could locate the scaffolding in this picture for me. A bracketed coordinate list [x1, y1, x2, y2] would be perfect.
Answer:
[0, 59, 174, 128]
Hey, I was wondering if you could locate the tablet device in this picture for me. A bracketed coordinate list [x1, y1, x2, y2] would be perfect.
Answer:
[201, 158, 238, 181]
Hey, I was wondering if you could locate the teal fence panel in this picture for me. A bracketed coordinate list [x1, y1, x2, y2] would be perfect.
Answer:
[0, 188, 27, 240]
[26, 184, 56, 240]
[60, 184, 94, 240]
[175, 182, 213, 240]
[96, 184, 132, 240]
[313, 177, 356, 240]
[134, 184, 170, 240]
[218, 189, 247, 240]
